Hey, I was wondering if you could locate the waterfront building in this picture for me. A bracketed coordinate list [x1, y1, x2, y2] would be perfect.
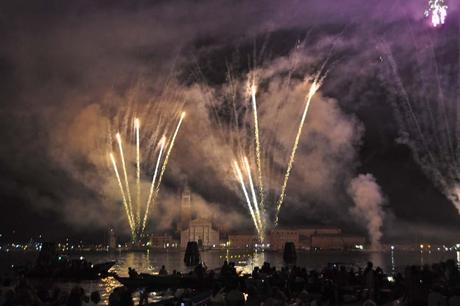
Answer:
[268, 226, 364, 250]
[149, 233, 178, 248]
[228, 234, 259, 249]
[180, 218, 219, 248]
[311, 234, 366, 250]
[268, 228, 299, 251]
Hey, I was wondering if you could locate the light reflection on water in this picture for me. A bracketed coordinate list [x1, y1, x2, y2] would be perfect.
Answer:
[80, 249, 458, 304]
[2, 249, 458, 305]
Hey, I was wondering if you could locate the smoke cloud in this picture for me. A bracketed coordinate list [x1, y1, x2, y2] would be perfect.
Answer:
[347, 174, 385, 248]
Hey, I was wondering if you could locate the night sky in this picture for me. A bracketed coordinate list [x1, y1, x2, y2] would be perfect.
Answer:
[1, 0, 459, 243]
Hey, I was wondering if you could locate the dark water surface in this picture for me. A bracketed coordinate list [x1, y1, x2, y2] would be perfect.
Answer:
[1, 249, 458, 305]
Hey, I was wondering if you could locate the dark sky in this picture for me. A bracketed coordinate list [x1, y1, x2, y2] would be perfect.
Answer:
[0, 0, 459, 243]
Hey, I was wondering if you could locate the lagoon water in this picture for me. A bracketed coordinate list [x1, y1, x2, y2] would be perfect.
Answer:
[2, 249, 458, 305]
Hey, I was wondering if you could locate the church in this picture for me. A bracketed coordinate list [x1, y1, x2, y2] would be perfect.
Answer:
[178, 184, 220, 248]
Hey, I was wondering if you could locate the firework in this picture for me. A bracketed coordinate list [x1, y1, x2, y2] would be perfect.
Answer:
[275, 78, 323, 225]
[379, 37, 460, 215]
[110, 112, 185, 242]
[243, 157, 263, 231]
[135, 118, 141, 226]
[250, 82, 264, 212]
[142, 112, 185, 233]
[115, 133, 135, 225]
[228, 72, 323, 239]
[141, 136, 166, 234]
[425, 0, 448, 27]
[233, 160, 262, 239]
[109, 153, 134, 235]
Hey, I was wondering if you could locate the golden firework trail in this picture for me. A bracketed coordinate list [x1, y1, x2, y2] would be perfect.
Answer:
[156, 112, 185, 187]
[135, 118, 141, 226]
[275, 79, 322, 225]
[250, 82, 265, 212]
[142, 112, 185, 233]
[243, 156, 263, 231]
[233, 160, 261, 236]
[142, 136, 166, 233]
[110, 152, 135, 235]
[116, 133, 135, 225]
[109, 111, 185, 242]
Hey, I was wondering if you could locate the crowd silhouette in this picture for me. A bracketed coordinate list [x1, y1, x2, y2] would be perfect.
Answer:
[1, 259, 460, 305]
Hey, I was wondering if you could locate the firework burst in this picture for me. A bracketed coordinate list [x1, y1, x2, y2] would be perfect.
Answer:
[229, 73, 324, 241]
[425, 0, 448, 27]
[109, 112, 185, 242]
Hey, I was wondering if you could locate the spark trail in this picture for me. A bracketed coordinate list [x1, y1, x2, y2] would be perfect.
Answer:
[110, 152, 134, 236]
[244, 156, 263, 232]
[109, 111, 185, 242]
[142, 112, 185, 233]
[135, 118, 141, 226]
[116, 133, 135, 225]
[275, 79, 322, 225]
[233, 160, 261, 238]
[250, 82, 264, 214]
[142, 136, 166, 233]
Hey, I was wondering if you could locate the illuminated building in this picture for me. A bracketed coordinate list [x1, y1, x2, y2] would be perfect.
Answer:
[180, 218, 219, 248]
[228, 234, 259, 249]
[311, 234, 365, 250]
[268, 226, 364, 250]
[149, 233, 177, 248]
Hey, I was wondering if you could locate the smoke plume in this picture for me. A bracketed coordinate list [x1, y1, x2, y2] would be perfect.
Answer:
[347, 174, 385, 249]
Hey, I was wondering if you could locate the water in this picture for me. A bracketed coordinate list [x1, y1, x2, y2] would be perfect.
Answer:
[1, 249, 458, 305]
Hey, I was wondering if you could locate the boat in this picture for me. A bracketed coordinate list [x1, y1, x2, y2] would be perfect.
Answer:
[16, 242, 116, 280]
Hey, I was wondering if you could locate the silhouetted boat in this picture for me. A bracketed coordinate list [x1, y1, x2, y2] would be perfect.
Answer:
[184, 241, 200, 266]
[17, 242, 116, 280]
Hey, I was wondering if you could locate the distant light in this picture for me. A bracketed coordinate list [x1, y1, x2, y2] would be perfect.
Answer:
[79, 256, 84, 260]
[420, 244, 424, 249]
[391, 245, 395, 250]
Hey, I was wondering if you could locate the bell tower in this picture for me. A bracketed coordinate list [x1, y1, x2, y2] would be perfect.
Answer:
[179, 182, 192, 231]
